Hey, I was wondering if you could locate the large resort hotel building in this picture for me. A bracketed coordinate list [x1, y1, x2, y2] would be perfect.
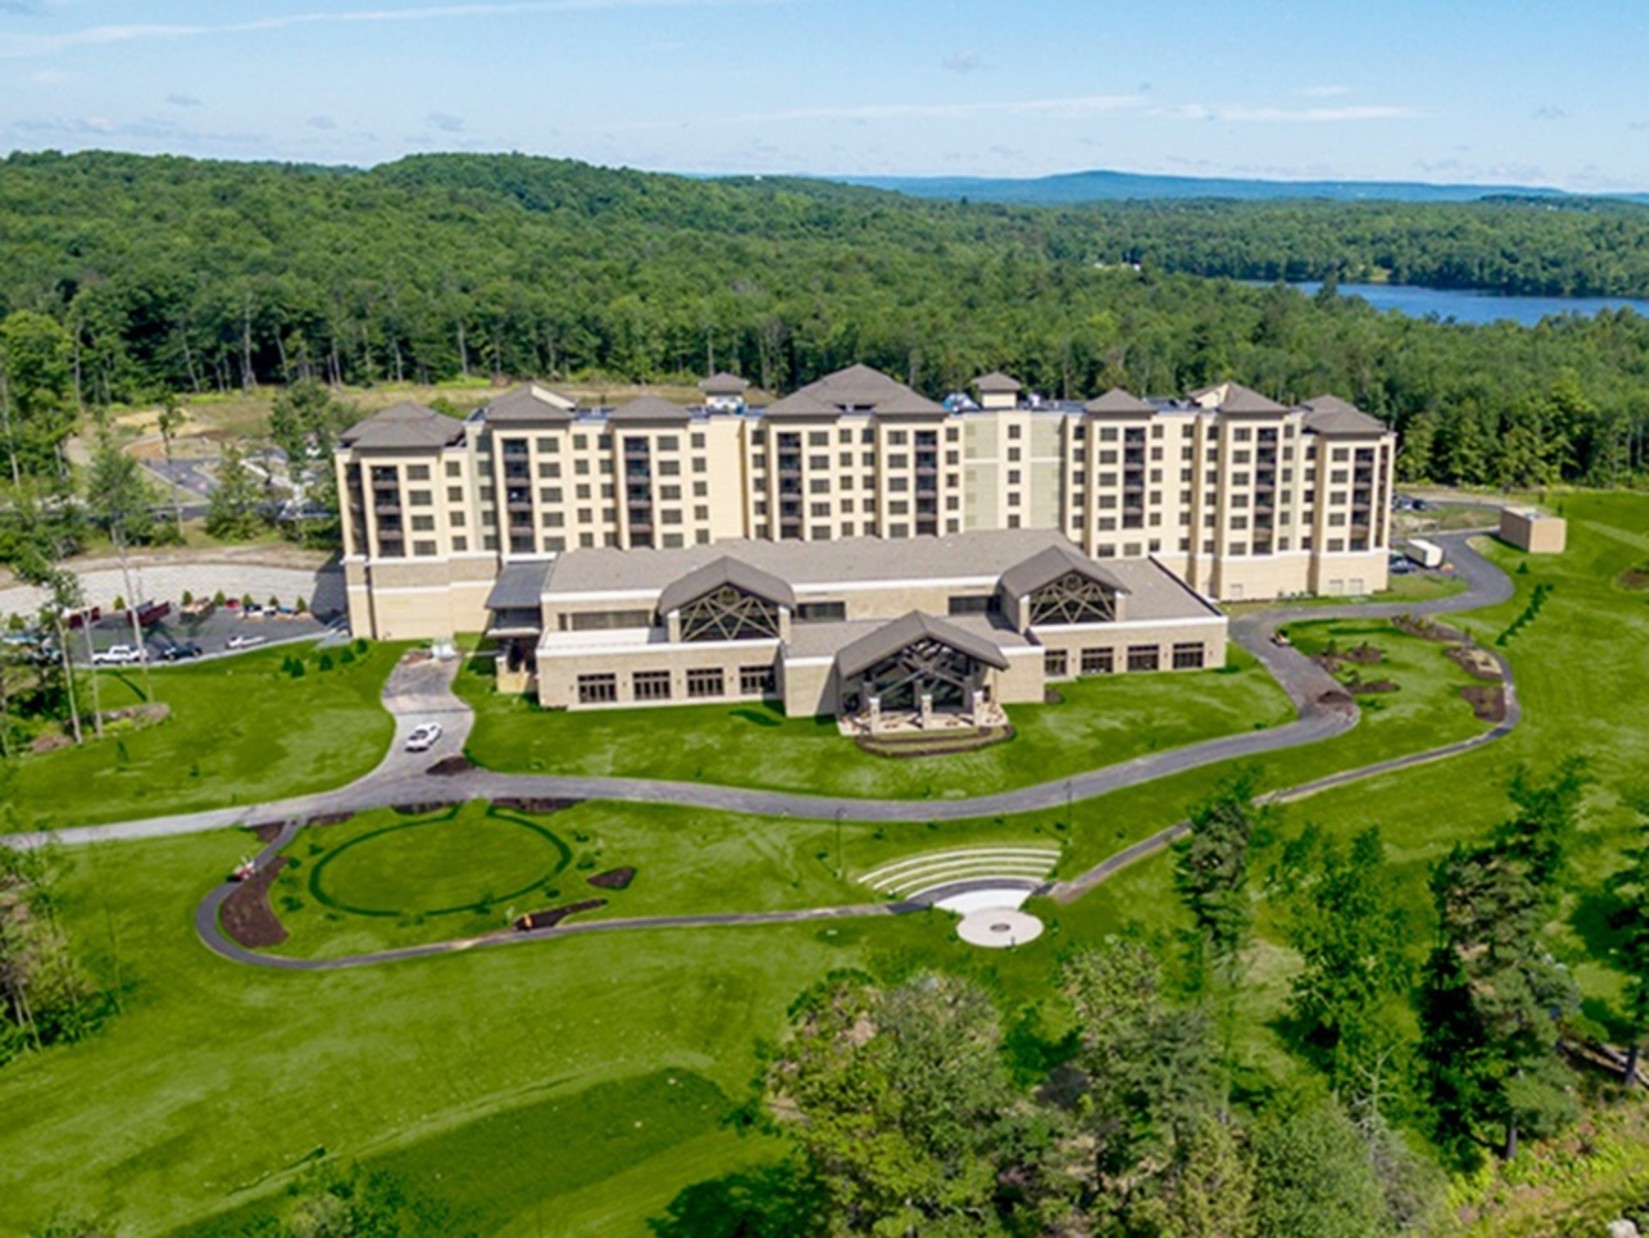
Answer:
[336, 364, 1395, 718]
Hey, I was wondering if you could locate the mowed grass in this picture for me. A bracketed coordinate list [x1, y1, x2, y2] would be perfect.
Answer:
[7, 642, 402, 832]
[458, 643, 1295, 799]
[8, 494, 1648, 1236]
[0, 825, 862, 1237]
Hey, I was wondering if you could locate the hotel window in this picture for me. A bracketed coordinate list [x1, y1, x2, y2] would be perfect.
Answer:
[408, 490, 432, 506]
[577, 673, 617, 704]
[445, 461, 463, 477]
[633, 670, 672, 701]
[1044, 649, 1069, 677]
[411, 515, 435, 532]
[447, 485, 465, 502]
[1080, 647, 1114, 675]
[406, 465, 431, 481]
[1127, 645, 1160, 672]
[413, 540, 438, 557]
[690, 433, 706, 449]
[686, 668, 725, 698]
[796, 601, 847, 623]
[1172, 643, 1206, 670]
[452, 536, 468, 552]
[1007, 424, 1022, 439]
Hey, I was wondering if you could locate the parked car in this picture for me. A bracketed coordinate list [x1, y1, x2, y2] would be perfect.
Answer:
[92, 644, 146, 665]
[405, 722, 443, 752]
[159, 642, 203, 661]
[226, 633, 267, 650]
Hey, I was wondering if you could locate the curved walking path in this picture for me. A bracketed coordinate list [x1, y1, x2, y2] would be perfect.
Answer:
[1, 532, 1520, 968]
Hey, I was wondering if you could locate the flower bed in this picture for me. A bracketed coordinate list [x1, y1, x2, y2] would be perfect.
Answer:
[220, 858, 290, 948]
[514, 898, 606, 931]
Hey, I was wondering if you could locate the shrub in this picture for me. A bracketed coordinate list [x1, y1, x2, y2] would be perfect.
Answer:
[112, 595, 126, 612]
[212, 589, 226, 607]
[317, 652, 334, 672]
[353, 638, 368, 654]
[295, 597, 308, 614]
[289, 660, 306, 679]
[338, 646, 355, 666]
[268, 596, 280, 609]
[181, 589, 194, 606]
[241, 593, 255, 609]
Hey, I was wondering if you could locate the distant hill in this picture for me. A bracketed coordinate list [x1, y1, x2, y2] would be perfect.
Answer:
[830, 168, 1649, 206]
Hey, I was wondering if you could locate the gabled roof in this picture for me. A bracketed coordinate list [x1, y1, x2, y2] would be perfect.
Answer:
[340, 402, 466, 451]
[761, 388, 842, 419]
[1299, 394, 1387, 436]
[606, 395, 691, 424]
[768, 364, 945, 417]
[1084, 387, 1154, 416]
[485, 560, 553, 610]
[973, 371, 1022, 394]
[835, 610, 1011, 679]
[698, 372, 749, 396]
[656, 555, 797, 615]
[483, 383, 576, 424]
[1189, 381, 1288, 415]
[997, 543, 1131, 600]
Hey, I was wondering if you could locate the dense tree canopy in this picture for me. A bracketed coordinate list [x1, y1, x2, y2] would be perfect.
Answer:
[4, 151, 1649, 490]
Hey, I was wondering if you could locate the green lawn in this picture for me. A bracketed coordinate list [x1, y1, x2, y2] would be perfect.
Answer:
[458, 644, 1296, 800]
[6, 495, 1648, 1236]
[5, 642, 402, 832]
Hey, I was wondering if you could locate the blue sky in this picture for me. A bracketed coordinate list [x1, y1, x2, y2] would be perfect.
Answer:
[4, 0, 1648, 189]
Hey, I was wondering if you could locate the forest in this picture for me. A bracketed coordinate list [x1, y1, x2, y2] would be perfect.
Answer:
[4, 150, 1649, 495]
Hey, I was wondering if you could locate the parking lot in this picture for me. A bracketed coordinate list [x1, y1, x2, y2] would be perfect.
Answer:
[63, 604, 344, 664]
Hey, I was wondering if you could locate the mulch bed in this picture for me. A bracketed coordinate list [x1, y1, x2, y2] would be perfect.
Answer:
[392, 801, 458, 815]
[1394, 614, 1465, 643]
[1342, 643, 1384, 665]
[493, 797, 581, 815]
[856, 725, 1015, 759]
[514, 898, 606, 931]
[1461, 685, 1508, 723]
[1043, 689, 1063, 704]
[1347, 679, 1399, 695]
[587, 866, 636, 890]
[1317, 688, 1357, 712]
[426, 755, 475, 776]
[305, 811, 354, 828]
[1446, 645, 1504, 681]
[248, 822, 285, 844]
[1619, 567, 1649, 591]
[220, 857, 290, 948]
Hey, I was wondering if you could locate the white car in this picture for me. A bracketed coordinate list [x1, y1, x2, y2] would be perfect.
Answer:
[92, 644, 146, 665]
[405, 722, 443, 752]
[226, 634, 267, 650]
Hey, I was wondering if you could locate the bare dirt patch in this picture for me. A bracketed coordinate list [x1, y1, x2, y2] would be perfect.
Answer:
[1394, 614, 1465, 643]
[1346, 679, 1399, 695]
[1460, 685, 1508, 723]
[220, 858, 290, 948]
[514, 898, 606, 930]
[492, 796, 581, 815]
[1618, 565, 1649, 591]
[587, 867, 636, 890]
[248, 822, 285, 845]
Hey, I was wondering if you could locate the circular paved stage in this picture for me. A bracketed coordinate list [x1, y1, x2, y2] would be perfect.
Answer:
[956, 907, 1044, 949]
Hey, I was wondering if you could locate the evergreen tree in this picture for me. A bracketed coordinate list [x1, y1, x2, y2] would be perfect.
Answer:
[85, 435, 155, 548]
[1173, 771, 1270, 996]
[1605, 814, 1649, 1085]
[1248, 1098, 1392, 1238]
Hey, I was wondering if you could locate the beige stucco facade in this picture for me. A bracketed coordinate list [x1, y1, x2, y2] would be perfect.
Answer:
[334, 368, 1397, 642]
[1498, 508, 1567, 554]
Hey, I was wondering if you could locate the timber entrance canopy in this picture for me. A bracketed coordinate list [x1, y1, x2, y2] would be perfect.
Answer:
[997, 544, 1130, 625]
[658, 555, 796, 641]
[836, 611, 1011, 711]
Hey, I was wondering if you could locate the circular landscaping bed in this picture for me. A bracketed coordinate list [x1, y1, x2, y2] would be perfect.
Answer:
[308, 807, 571, 918]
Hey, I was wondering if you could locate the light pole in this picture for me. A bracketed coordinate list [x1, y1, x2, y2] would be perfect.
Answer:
[835, 806, 845, 879]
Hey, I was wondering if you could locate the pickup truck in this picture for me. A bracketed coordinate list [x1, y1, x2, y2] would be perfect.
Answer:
[92, 644, 147, 665]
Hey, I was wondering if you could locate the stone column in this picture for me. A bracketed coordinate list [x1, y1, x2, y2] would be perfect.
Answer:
[971, 687, 985, 724]
[868, 695, 882, 735]
[919, 691, 933, 730]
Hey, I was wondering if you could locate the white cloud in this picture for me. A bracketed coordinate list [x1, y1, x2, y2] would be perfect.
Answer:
[1293, 84, 1351, 99]
[1164, 103, 1417, 124]
[941, 49, 981, 74]
[730, 93, 1148, 125]
[0, 0, 786, 57]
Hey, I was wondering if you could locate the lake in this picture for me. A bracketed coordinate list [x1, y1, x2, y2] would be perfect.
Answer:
[1263, 281, 1649, 326]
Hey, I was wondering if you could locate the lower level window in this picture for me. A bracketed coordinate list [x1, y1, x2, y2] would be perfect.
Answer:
[739, 664, 776, 696]
[1080, 647, 1114, 675]
[1044, 649, 1069, 678]
[687, 667, 725, 698]
[577, 673, 617, 704]
[1172, 642, 1205, 670]
[1127, 645, 1160, 672]
[633, 670, 672, 701]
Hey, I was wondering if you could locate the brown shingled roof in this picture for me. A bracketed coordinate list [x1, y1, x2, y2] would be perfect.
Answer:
[698, 372, 750, 396]
[997, 543, 1131, 600]
[606, 395, 691, 424]
[1300, 395, 1387, 436]
[339, 402, 467, 451]
[1084, 388, 1154, 415]
[973, 371, 1022, 394]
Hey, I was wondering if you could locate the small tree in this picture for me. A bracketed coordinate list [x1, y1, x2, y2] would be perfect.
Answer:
[205, 445, 267, 541]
